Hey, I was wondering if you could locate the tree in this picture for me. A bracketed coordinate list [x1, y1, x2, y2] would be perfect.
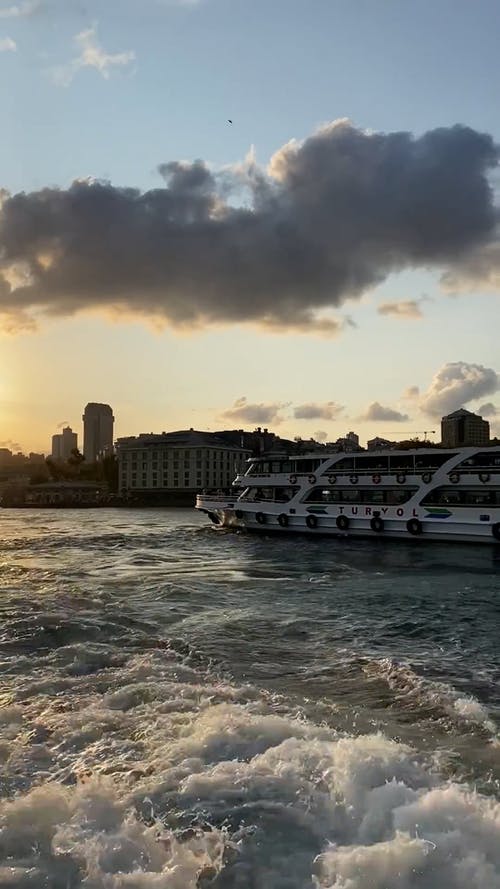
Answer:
[67, 448, 85, 476]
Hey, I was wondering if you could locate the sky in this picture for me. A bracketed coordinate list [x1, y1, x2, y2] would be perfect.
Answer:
[1, 0, 500, 453]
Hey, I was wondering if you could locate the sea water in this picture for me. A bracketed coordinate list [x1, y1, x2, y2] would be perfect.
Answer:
[1, 509, 499, 888]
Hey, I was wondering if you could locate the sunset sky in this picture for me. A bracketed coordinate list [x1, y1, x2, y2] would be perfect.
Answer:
[1, 0, 500, 453]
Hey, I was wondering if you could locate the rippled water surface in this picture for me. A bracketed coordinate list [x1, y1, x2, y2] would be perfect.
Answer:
[1, 508, 500, 888]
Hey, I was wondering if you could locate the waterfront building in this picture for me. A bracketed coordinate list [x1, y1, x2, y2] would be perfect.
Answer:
[367, 436, 396, 450]
[83, 403, 114, 462]
[51, 426, 78, 461]
[116, 429, 251, 497]
[330, 431, 362, 452]
[441, 408, 490, 448]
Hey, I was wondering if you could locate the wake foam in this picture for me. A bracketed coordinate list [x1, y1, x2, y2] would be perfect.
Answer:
[1, 646, 500, 887]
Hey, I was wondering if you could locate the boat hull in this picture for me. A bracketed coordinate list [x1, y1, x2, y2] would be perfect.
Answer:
[196, 504, 500, 544]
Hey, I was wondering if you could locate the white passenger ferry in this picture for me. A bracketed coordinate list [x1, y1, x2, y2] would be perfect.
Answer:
[195, 447, 500, 543]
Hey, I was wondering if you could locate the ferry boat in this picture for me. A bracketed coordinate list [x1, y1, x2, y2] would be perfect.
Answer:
[195, 447, 500, 543]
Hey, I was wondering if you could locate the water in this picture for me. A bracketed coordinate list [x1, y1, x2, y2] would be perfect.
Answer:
[1, 509, 500, 888]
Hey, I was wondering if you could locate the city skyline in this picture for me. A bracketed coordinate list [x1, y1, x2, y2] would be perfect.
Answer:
[1, 0, 500, 452]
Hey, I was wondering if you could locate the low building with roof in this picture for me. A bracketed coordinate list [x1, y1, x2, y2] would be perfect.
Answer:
[115, 429, 251, 504]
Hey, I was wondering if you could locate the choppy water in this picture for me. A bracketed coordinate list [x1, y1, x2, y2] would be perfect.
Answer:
[1, 509, 500, 888]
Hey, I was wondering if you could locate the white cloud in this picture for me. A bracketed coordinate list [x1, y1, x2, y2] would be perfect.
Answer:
[0, 36, 16, 51]
[0, 0, 39, 18]
[402, 385, 420, 401]
[53, 25, 135, 86]
[420, 362, 499, 417]
[377, 300, 423, 320]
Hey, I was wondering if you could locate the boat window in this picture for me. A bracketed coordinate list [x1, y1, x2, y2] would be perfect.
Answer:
[353, 456, 389, 472]
[455, 451, 500, 469]
[240, 486, 299, 502]
[293, 459, 322, 473]
[420, 487, 500, 506]
[414, 452, 458, 470]
[330, 457, 355, 471]
[389, 455, 415, 471]
[304, 487, 417, 504]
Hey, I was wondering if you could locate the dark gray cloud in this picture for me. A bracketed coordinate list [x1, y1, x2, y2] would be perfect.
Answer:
[441, 241, 500, 293]
[294, 401, 344, 420]
[477, 402, 499, 417]
[221, 397, 287, 426]
[0, 120, 498, 334]
[420, 361, 499, 416]
[314, 430, 328, 442]
[361, 402, 410, 422]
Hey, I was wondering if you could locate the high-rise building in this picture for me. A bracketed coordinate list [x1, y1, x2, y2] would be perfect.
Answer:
[51, 426, 78, 460]
[82, 403, 114, 462]
[441, 408, 490, 447]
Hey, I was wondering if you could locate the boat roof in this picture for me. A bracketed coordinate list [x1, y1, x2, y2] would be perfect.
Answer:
[247, 446, 499, 461]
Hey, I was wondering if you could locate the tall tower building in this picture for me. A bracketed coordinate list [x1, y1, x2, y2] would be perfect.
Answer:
[82, 403, 114, 462]
[51, 426, 77, 460]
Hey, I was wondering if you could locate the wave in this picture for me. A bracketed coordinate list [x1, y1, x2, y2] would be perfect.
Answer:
[1, 645, 500, 887]
[362, 656, 498, 737]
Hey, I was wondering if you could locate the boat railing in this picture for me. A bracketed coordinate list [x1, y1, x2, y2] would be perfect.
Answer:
[196, 491, 239, 504]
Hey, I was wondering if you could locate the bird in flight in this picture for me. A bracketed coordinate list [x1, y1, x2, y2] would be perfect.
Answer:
[227, 119, 233, 124]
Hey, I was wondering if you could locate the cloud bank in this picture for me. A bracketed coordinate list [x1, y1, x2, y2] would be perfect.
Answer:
[0, 120, 498, 334]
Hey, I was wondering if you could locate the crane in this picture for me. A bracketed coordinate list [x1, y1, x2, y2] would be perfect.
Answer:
[388, 430, 436, 438]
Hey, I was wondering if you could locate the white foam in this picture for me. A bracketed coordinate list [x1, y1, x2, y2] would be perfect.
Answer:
[1, 648, 500, 887]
